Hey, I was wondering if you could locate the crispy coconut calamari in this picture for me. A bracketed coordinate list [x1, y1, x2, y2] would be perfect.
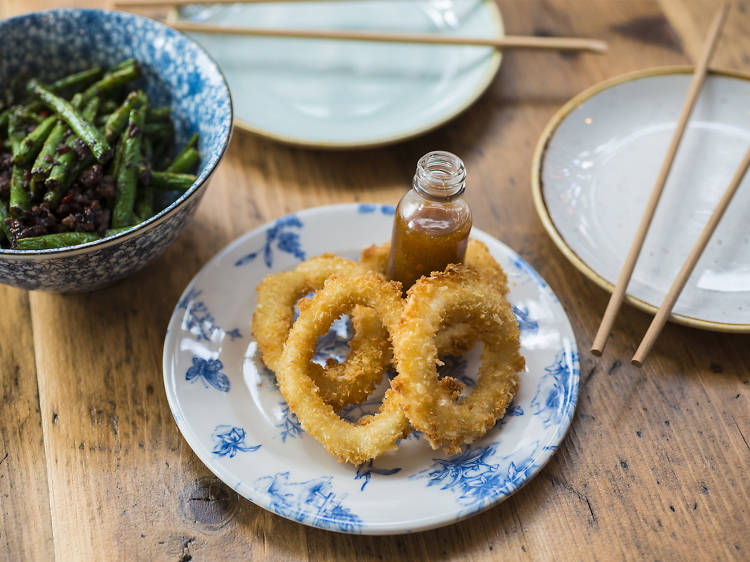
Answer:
[276, 271, 410, 464]
[252, 254, 391, 410]
[391, 265, 525, 454]
[359, 239, 509, 356]
[252, 241, 524, 464]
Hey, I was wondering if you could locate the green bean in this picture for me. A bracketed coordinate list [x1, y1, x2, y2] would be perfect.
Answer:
[112, 105, 146, 228]
[79, 63, 139, 104]
[15, 232, 100, 250]
[31, 120, 67, 177]
[100, 99, 118, 115]
[44, 98, 100, 205]
[12, 115, 56, 166]
[9, 166, 29, 216]
[143, 122, 173, 138]
[148, 170, 196, 192]
[103, 90, 146, 142]
[0, 108, 10, 131]
[165, 147, 199, 174]
[6, 109, 32, 216]
[30, 81, 111, 162]
[49, 67, 103, 94]
[106, 58, 136, 75]
[147, 106, 171, 122]
[104, 226, 135, 237]
[0, 201, 12, 243]
[134, 180, 153, 220]
[164, 132, 198, 171]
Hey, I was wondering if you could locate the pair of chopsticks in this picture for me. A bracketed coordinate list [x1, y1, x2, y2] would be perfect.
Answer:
[591, 3, 750, 366]
[113, 0, 608, 54]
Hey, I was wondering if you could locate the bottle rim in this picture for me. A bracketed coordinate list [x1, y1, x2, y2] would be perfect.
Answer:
[413, 150, 466, 200]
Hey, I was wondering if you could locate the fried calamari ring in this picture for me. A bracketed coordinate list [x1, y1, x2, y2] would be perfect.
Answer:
[391, 265, 525, 454]
[252, 254, 390, 410]
[277, 271, 410, 464]
[359, 239, 509, 355]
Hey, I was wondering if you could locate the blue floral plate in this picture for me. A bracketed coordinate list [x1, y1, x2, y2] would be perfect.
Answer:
[163, 204, 579, 534]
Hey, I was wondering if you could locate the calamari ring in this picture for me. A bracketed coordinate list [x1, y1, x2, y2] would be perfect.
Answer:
[359, 239, 509, 355]
[391, 264, 525, 454]
[277, 271, 409, 464]
[252, 254, 390, 410]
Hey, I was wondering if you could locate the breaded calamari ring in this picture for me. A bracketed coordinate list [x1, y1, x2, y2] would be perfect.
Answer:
[359, 239, 509, 355]
[391, 265, 525, 454]
[277, 271, 410, 464]
[252, 254, 390, 410]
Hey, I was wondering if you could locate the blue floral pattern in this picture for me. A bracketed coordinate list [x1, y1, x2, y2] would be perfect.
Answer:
[357, 204, 395, 216]
[411, 443, 538, 510]
[256, 472, 362, 533]
[355, 461, 402, 491]
[178, 288, 242, 342]
[276, 402, 304, 442]
[211, 425, 261, 457]
[531, 348, 580, 429]
[512, 304, 539, 334]
[438, 355, 476, 388]
[185, 356, 230, 392]
[498, 403, 524, 426]
[235, 215, 305, 268]
[312, 315, 351, 366]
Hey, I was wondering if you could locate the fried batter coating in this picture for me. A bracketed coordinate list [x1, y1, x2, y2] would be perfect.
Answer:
[277, 272, 410, 464]
[252, 254, 390, 410]
[391, 265, 525, 454]
[359, 239, 509, 355]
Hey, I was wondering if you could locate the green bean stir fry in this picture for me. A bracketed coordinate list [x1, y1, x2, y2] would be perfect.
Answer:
[0, 59, 199, 250]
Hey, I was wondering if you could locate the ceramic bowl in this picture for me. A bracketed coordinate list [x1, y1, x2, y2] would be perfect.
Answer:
[0, 9, 232, 292]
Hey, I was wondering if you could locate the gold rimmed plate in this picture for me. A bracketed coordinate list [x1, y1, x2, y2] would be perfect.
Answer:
[532, 66, 750, 332]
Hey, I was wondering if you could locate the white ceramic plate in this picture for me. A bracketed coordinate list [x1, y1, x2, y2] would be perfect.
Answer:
[163, 204, 579, 534]
[534, 67, 750, 332]
[175, 0, 503, 148]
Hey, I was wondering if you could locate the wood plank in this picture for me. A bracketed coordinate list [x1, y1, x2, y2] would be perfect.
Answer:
[1, 0, 748, 559]
[0, 286, 54, 560]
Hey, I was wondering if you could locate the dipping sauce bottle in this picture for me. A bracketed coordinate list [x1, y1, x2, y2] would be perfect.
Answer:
[387, 151, 472, 290]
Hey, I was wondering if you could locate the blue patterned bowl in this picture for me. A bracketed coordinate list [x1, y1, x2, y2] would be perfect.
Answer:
[0, 9, 232, 292]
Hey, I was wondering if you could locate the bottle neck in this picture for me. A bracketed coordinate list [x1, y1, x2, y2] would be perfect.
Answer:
[412, 151, 466, 201]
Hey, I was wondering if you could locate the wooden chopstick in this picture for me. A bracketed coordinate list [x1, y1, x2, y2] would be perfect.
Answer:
[167, 21, 607, 52]
[631, 145, 750, 367]
[590, 3, 728, 356]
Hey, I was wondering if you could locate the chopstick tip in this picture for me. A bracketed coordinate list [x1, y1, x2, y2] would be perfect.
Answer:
[590, 346, 603, 356]
[631, 357, 643, 368]
[592, 40, 608, 53]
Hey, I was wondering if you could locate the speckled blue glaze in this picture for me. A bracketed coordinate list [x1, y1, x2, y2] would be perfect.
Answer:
[0, 9, 232, 292]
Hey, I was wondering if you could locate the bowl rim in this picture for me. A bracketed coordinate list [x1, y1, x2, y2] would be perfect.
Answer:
[0, 8, 234, 259]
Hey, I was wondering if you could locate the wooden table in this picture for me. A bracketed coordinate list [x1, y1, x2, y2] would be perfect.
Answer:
[1, 1, 748, 560]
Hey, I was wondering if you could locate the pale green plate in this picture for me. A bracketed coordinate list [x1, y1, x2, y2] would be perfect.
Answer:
[177, 0, 503, 148]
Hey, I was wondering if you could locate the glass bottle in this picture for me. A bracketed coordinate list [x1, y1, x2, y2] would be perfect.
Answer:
[387, 150, 472, 290]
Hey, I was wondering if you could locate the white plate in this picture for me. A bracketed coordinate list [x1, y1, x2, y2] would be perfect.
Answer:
[163, 204, 579, 534]
[176, 0, 503, 148]
[534, 67, 750, 332]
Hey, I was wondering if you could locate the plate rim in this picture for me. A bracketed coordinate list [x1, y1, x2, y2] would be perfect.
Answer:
[179, 0, 504, 149]
[530, 65, 750, 333]
[162, 203, 580, 534]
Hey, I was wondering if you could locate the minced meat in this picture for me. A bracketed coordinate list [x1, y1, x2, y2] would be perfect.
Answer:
[3, 162, 116, 247]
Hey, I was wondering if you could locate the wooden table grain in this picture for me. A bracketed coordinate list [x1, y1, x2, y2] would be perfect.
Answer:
[1, 1, 748, 560]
